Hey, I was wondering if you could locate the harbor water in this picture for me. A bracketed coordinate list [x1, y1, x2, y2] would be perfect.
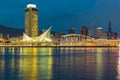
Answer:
[0, 47, 120, 80]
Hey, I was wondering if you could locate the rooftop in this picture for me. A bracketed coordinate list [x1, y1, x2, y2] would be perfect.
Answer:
[27, 4, 36, 8]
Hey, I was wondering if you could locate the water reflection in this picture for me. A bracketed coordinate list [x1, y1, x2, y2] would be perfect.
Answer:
[20, 47, 53, 55]
[0, 47, 119, 80]
[19, 56, 53, 80]
[0, 47, 53, 80]
[95, 48, 103, 80]
[0, 47, 5, 55]
[0, 47, 53, 55]
[117, 48, 120, 79]
[0, 56, 20, 80]
[53, 48, 119, 80]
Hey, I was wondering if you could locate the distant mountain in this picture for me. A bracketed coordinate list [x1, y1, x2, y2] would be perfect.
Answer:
[0, 24, 66, 38]
[0, 24, 24, 37]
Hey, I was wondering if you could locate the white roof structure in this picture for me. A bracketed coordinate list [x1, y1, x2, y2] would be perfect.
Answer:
[97, 27, 102, 29]
[23, 27, 52, 42]
[35, 27, 52, 42]
[23, 33, 33, 41]
[27, 4, 36, 8]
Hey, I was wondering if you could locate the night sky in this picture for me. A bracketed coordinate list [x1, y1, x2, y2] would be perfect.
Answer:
[0, 0, 120, 34]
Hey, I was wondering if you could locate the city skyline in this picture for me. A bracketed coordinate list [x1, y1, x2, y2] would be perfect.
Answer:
[0, 0, 120, 34]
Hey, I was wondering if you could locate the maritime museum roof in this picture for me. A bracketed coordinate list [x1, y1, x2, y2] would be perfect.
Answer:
[23, 27, 52, 42]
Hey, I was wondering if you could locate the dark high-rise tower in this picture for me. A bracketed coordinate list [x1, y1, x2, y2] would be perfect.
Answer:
[108, 21, 112, 32]
[107, 21, 112, 39]
[25, 4, 38, 37]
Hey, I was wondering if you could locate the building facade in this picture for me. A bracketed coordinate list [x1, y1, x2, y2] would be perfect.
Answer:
[96, 27, 107, 39]
[80, 26, 88, 35]
[112, 32, 118, 39]
[96, 27, 103, 39]
[25, 4, 38, 37]
[61, 34, 93, 46]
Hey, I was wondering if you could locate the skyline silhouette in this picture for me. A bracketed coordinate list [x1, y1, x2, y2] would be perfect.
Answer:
[0, 0, 120, 34]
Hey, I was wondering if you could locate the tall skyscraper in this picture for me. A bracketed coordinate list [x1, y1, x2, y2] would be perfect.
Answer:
[108, 21, 112, 32]
[25, 4, 38, 37]
[107, 21, 112, 39]
[96, 27, 103, 39]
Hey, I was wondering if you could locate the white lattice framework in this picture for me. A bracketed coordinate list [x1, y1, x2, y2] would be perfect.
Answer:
[23, 27, 52, 42]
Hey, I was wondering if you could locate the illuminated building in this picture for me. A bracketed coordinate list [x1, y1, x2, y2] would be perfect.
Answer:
[23, 27, 52, 42]
[80, 26, 88, 35]
[68, 28, 76, 34]
[0, 37, 4, 42]
[112, 32, 118, 39]
[54, 32, 64, 41]
[96, 27, 103, 39]
[25, 4, 38, 37]
[96, 27, 107, 39]
[61, 34, 93, 46]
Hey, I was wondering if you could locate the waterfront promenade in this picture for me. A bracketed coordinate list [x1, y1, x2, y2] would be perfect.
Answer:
[0, 39, 120, 47]
[0, 44, 119, 48]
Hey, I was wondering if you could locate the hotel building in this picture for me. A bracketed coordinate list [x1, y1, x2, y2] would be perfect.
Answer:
[25, 4, 38, 37]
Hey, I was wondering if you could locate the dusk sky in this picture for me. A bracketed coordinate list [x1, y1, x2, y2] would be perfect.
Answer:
[0, 0, 120, 34]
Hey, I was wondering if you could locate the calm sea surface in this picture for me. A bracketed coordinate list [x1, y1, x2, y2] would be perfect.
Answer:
[0, 47, 120, 80]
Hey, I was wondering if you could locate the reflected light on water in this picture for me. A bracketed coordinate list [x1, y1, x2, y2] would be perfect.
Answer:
[0, 59, 4, 76]
[0, 47, 53, 56]
[32, 48, 37, 55]
[0, 47, 120, 80]
[0, 47, 5, 55]
[20, 56, 38, 80]
[96, 48, 103, 80]
[20, 47, 53, 55]
[38, 48, 53, 55]
[117, 48, 120, 79]
[0, 47, 53, 80]
[11, 48, 14, 55]
[19, 56, 53, 80]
